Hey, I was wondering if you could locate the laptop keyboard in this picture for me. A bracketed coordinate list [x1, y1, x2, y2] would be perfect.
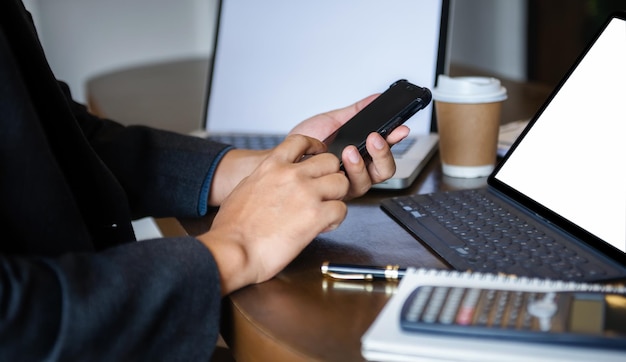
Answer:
[207, 134, 416, 156]
[389, 137, 416, 156]
[381, 188, 621, 282]
[207, 134, 285, 150]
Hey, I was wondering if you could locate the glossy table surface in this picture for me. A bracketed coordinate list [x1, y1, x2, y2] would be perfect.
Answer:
[180, 154, 500, 361]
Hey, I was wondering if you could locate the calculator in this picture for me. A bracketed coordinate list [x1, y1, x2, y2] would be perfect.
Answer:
[400, 286, 626, 350]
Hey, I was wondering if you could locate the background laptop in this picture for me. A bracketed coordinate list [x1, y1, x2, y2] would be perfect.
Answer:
[381, 12, 626, 282]
[201, 0, 450, 189]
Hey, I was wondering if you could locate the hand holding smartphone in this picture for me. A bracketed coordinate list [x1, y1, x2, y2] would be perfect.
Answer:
[323, 79, 432, 167]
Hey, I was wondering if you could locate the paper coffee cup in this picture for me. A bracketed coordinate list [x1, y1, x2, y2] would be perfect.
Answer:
[432, 76, 507, 178]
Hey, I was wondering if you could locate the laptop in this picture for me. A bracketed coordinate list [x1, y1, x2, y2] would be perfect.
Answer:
[201, 0, 450, 189]
[381, 12, 626, 282]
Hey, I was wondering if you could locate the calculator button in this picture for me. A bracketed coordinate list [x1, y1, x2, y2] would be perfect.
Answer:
[422, 287, 449, 323]
[439, 287, 465, 324]
[505, 291, 525, 328]
[492, 291, 510, 326]
[405, 286, 433, 322]
[476, 289, 497, 326]
[456, 288, 480, 325]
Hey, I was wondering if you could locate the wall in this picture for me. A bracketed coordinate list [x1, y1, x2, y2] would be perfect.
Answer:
[449, 0, 527, 81]
[25, 0, 527, 103]
[26, 0, 217, 103]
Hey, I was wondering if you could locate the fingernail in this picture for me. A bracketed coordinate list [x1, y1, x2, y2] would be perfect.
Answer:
[348, 148, 360, 164]
[373, 136, 385, 150]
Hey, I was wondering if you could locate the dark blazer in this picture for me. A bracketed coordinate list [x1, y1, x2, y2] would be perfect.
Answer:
[1, 1, 231, 360]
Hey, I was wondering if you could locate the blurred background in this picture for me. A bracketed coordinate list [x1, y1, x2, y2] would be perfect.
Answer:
[22, 0, 625, 104]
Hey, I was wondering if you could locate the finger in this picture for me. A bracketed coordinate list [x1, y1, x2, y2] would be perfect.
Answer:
[385, 125, 411, 145]
[299, 152, 342, 178]
[273, 134, 327, 163]
[341, 146, 372, 197]
[317, 200, 348, 233]
[365, 132, 397, 183]
[314, 172, 350, 200]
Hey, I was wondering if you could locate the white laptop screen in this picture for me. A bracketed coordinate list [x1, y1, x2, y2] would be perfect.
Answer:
[204, 0, 447, 135]
[493, 16, 626, 253]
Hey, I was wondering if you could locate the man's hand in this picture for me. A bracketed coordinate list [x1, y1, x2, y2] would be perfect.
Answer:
[199, 135, 349, 295]
[208, 95, 409, 206]
[289, 94, 409, 199]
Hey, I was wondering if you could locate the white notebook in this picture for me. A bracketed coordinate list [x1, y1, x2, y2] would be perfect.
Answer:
[361, 268, 626, 362]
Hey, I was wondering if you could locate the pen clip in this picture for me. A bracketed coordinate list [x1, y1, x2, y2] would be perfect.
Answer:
[322, 271, 374, 281]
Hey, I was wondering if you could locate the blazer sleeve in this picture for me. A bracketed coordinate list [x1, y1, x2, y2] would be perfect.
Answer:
[0, 236, 222, 361]
[62, 83, 233, 219]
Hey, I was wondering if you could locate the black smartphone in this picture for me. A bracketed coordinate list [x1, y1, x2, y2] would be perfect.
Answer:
[323, 79, 431, 166]
[400, 285, 626, 350]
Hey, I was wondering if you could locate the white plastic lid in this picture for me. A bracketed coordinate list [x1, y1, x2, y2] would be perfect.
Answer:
[432, 75, 507, 104]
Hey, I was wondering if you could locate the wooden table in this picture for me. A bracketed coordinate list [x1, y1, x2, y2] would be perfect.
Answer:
[181, 157, 479, 361]
[88, 59, 552, 361]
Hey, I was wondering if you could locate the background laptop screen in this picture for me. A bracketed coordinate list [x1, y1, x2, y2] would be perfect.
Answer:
[493, 16, 626, 253]
[204, 0, 447, 135]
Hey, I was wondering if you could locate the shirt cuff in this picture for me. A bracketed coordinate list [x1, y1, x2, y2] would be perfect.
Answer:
[197, 146, 234, 216]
